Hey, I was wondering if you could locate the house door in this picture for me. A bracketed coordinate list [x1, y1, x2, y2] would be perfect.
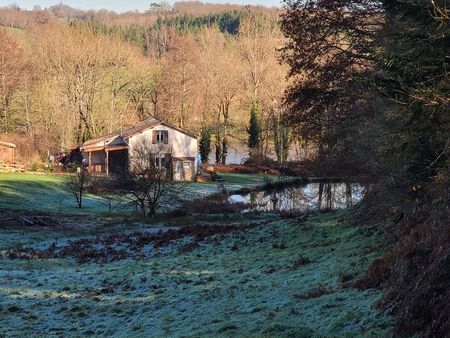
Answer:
[183, 161, 193, 181]
[174, 161, 193, 181]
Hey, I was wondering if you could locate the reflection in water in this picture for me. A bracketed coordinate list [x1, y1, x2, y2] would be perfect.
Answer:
[229, 182, 365, 212]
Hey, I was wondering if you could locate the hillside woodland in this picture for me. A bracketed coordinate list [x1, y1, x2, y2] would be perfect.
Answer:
[0, 2, 288, 163]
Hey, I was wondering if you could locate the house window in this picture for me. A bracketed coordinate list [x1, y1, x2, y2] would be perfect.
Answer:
[155, 155, 164, 169]
[153, 130, 168, 144]
[156, 131, 164, 144]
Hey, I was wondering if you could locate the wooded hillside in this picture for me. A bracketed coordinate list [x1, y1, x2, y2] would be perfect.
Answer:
[0, 2, 287, 164]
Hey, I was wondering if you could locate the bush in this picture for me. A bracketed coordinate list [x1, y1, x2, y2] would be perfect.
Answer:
[87, 176, 115, 195]
[28, 161, 50, 172]
[171, 196, 247, 216]
[64, 163, 79, 173]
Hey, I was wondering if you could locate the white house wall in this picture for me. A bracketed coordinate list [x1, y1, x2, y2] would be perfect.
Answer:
[128, 125, 198, 158]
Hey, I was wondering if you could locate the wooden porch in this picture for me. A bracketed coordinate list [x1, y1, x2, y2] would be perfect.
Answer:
[84, 145, 129, 175]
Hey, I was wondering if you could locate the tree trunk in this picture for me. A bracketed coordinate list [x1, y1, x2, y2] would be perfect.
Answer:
[318, 182, 323, 210]
[345, 182, 353, 207]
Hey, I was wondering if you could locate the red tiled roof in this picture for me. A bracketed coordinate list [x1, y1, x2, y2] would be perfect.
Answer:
[82, 116, 197, 150]
[82, 116, 161, 147]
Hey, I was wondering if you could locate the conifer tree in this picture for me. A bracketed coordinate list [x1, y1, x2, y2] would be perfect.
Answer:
[199, 124, 211, 163]
[247, 102, 261, 154]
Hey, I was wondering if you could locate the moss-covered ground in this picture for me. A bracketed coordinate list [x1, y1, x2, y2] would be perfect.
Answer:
[0, 210, 393, 337]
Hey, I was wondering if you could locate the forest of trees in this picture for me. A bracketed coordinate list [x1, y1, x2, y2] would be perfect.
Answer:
[0, 2, 289, 164]
[281, 0, 449, 336]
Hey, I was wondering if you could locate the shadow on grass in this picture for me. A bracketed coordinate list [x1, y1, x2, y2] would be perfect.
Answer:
[0, 178, 119, 216]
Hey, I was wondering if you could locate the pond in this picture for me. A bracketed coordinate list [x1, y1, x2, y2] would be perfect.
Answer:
[228, 182, 366, 213]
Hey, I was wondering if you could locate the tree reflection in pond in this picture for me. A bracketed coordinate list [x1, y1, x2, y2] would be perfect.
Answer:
[229, 182, 365, 213]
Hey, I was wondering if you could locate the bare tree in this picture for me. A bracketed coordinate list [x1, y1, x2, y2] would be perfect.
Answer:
[32, 23, 131, 144]
[0, 29, 26, 132]
[162, 34, 197, 128]
[115, 138, 189, 218]
[65, 170, 90, 208]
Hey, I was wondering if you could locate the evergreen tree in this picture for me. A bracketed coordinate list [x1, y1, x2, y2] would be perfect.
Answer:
[215, 131, 222, 164]
[247, 102, 261, 153]
[199, 124, 211, 163]
[221, 137, 228, 164]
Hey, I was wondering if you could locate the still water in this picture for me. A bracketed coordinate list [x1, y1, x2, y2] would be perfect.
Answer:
[228, 182, 365, 213]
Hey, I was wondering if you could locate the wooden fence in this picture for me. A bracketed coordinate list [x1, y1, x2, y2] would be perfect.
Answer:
[0, 163, 26, 173]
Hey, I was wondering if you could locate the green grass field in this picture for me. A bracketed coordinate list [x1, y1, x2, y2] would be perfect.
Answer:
[0, 211, 393, 337]
[0, 172, 280, 216]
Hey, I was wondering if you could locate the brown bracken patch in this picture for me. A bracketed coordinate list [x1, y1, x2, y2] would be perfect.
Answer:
[6, 222, 266, 264]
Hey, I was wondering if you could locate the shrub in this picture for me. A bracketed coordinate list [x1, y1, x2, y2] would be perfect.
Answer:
[64, 163, 79, 173]
[171, 196, 247, 216]
[28, 161, 49, 172]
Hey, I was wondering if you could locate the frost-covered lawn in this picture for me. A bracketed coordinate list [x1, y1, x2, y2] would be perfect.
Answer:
[0, 172, 280, 215]
[0, 173, 114, 215]
[0, 211, 393, 337]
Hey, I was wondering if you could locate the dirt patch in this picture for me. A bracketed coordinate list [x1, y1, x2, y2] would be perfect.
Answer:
[209, 164, 271, 175]
[294, 285, 336, 299]
[290, 256, 311, 269]
[208, 160, 318, 177]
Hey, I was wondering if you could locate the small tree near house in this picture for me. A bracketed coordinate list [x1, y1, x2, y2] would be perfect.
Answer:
[248, 102, 261, 157]
[113, 138, 189, 218]
[199, 124, 211, 163]
[65, 169, 90, 208]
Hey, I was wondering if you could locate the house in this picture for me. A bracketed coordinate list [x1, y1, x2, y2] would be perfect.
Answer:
[0, 141, 16, 163]
[80, 117, 198, 181]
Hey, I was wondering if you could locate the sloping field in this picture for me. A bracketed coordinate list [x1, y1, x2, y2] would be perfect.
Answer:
[0, 211, 393, 337]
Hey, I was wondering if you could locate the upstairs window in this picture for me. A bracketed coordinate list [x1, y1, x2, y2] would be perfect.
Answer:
[153, 130, 168, 144]
[156, 131, 164, 143]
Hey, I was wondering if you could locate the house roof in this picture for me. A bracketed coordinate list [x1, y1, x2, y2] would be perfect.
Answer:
[0, 141, 17, 148]
[82, 116, 197, 149]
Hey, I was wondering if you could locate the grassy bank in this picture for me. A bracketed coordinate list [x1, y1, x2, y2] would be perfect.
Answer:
[0, 211, 393, 337]
[0, 172, 281, 216]
[0, 173, 112, 215]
